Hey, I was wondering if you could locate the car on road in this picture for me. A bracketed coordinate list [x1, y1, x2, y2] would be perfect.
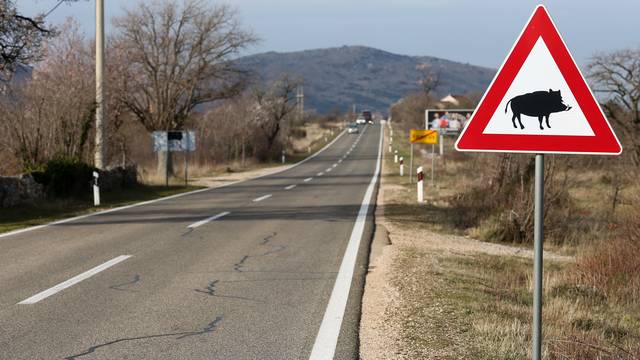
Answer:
[347, 123, 359, 134]
[356, 116, 366, 125]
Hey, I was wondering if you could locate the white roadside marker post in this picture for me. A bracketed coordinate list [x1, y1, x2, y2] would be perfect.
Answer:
[92, 171, 100, 206]
[399, 157, 404, 176]
[394, 150, 398, 163]
[417, 166, 424, 203]
[281, 150, 285, 164]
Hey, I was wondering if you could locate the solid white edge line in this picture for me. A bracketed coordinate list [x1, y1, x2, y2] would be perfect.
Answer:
[308, 124, 382, 360]
[187, 211, 230, 229]
[18, 255, 132, 304]
[304, 177, 313, 182]
[0, 129, 347, 239]
[285, 184, 296, 190]
[252, 194, 272, 202]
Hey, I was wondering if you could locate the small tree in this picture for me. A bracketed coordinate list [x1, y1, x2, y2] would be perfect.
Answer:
[112, 0, 256, 176]
[416, 63, 440, 100]
[0, 20, 94, 169]
[588, 48, 640, 166]
[251, 75, 301, 160]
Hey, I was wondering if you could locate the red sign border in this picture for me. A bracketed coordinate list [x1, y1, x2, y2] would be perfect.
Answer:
[455, 5, 622, 155]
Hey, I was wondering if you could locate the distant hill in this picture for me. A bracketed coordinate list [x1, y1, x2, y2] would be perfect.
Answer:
[236, 45, 495, 114]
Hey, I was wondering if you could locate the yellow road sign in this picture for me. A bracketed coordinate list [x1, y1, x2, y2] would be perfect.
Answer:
[410, 129, 438, 144]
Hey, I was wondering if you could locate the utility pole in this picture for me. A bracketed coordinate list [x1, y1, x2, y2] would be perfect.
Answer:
[296, 85, 304, 120]
[94, 0, 106, 169]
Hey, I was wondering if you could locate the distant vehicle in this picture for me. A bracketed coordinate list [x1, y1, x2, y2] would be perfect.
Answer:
[347, 123, 359, 134]
[362, 110, 372, 123]
[356, 116, 366, 125]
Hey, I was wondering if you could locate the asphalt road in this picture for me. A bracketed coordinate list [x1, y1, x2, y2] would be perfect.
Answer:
[0, 122, 382, 360]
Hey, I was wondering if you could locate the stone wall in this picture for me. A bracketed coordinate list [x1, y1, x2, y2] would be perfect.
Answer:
[0, 174, 44, 208]
[0, 165, 137, 208]
[99, 165, 138, 192]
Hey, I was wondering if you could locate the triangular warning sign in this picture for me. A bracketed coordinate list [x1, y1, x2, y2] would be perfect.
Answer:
[455, 5, 622, 155]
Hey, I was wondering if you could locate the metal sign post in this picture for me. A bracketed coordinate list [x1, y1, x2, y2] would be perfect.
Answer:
[430, 144, 435, 186]
[532, 154, 544, 359]
[409, 143, 414, 183]
[184, 134, 190, 187]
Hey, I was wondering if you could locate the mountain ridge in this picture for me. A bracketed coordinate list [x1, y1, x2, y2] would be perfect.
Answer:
[236, 45, 495, 113]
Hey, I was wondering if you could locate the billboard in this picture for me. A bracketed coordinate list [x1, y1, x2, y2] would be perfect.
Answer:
[425, 109, 474, 135]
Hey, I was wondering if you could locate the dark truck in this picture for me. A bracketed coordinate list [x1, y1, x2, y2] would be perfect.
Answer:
[362, 110, 373, 124]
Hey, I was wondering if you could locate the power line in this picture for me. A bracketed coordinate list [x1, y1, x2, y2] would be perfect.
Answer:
[43, 0, 66, 18]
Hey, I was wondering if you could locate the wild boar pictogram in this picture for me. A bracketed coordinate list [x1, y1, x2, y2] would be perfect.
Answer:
[505, 89, 572, 130]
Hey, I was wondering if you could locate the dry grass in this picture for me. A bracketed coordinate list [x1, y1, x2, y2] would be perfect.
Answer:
[370, 122, 640, 359]
[390, 244, 640, 359]
[135, 121, 344, 186]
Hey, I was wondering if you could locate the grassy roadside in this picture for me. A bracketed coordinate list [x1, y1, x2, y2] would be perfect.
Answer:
[367, 122, 640, 359]
[391, 247, 639, 359]
[0, 185, 203, 234]
[0, 124, 344, 235]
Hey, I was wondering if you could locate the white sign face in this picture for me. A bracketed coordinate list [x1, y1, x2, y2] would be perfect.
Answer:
[482, 38, 593, 136]
[152, 131, 196, 152]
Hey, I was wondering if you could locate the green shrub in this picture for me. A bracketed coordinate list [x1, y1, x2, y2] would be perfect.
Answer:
[29, 157, 96, 199]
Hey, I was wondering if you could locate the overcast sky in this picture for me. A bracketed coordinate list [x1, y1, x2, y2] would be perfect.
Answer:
[19, 0, 640, 68]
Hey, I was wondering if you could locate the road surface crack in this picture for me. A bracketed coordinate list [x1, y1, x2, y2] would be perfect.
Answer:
[194, 280, 263, 303]
[232, 232, 285, 272]
[108, 274, 141, 292]
[64, 315, 224, 359]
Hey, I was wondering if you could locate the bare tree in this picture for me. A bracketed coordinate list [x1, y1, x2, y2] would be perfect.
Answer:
[112, 0, 256, 131]
[251, 75, 301, 159]
[0, 0, 54, 79]
[197, 96, 254, 166]
[588, 48, 640, 165]
[416, 63, 440, 99]
[111, 0, 256, 176]
[0, 20, 94, 169]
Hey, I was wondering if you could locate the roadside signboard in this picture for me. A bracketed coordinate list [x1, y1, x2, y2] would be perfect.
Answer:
[453, 6, 621, 360]
[408, 129, 439, 185]
[455, 6, 621, 155]
[410, 129, 438, 144]
[152, 131, 196, 152]
[425, 110, 473, 135]
[152, 130, 196, 187]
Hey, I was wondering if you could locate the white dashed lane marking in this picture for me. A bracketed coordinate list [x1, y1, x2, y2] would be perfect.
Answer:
[188, 211, 231, 229]
[18, 255, 133, 304]
[252, 194, 272, 202]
